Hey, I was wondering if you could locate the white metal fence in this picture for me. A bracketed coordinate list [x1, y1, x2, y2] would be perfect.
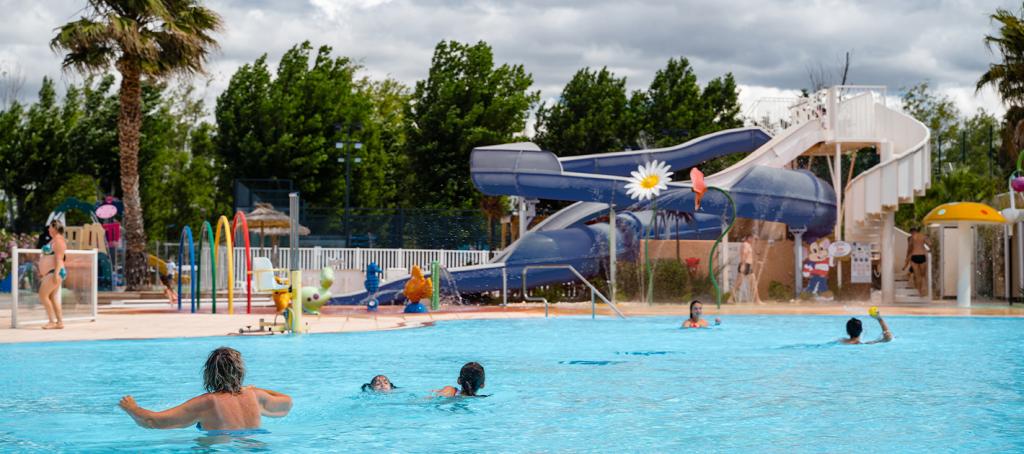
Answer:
[198, 247, 495, 290]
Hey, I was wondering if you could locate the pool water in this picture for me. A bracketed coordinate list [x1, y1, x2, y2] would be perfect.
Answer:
[1, 315, 1023, 452]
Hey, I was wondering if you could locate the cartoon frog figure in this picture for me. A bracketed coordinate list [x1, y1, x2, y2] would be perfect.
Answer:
[802, 238, 833, 301]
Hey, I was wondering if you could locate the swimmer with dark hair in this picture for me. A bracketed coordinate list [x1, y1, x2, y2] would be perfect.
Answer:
[119, 347, 292, 431]
[681, 300, 721, 328]
[840, 311, 893, 345]
[361, 375, 396, 392]
[434, 362, 487, 397]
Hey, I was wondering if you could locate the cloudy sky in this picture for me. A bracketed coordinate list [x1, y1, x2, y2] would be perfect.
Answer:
[0, 0, 1015, 124]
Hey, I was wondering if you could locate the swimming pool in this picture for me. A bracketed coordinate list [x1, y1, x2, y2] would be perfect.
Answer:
[1, 315, 1022, 452]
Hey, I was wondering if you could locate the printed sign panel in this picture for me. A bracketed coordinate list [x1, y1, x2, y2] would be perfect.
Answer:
[850, 242, 872, 284]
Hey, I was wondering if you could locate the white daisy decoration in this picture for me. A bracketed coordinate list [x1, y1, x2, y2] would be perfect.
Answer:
[625, 160, 673, 201]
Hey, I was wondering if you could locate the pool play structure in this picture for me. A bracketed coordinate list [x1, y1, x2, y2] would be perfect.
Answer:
[330, 86, 934, 307]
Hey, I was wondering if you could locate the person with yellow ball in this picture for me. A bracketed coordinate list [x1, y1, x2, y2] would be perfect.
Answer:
[840, 306, 894, 345]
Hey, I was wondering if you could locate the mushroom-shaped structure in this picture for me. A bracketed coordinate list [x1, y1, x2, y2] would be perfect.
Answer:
[923, 202, 1006, 307]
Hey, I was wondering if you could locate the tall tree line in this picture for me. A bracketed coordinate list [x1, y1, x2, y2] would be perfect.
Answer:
[0, 75, 228, 239]
[2, 37, 747, 251]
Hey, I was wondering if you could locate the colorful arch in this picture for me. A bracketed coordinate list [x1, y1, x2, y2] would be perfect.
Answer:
[177, 226, 196, 313]
[214, 215, 235, 314]
[231, 211, 253, 314]
[196, 221, 215, 313]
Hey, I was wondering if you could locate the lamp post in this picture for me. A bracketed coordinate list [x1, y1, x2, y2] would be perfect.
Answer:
[335, 141, 362, 245]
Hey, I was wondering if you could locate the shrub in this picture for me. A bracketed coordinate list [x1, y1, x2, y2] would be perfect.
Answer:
[768, 280, 792, 301]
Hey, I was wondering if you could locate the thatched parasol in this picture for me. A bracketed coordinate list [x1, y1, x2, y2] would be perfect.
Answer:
[246, 203, 309, 247]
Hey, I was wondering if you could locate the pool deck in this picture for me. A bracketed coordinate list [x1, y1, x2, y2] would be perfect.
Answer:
[1, 301, 1023, 344]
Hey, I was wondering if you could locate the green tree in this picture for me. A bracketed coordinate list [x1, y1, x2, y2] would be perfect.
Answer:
[636, 58, 743, 148]
[216, 42, 370, 210]
[406, 40, 540, 209]
[902, 82, 961, 167]
[978, 5, 1024, 168]
[354, 77, 410, 208]
[6, 78, 68, 232]
[895, 83, 1004, 229]
[52, 0, 222, 289]
[140, 82, 229, 241]
[534, 67, 636, 156]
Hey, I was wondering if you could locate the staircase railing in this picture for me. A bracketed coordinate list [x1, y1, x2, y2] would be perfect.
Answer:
[522, 265, 625, 319]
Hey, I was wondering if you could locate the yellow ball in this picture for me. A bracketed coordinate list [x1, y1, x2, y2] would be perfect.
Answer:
[868, 306, 879, 317]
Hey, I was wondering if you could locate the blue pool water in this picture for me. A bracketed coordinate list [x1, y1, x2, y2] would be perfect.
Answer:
[1, 315, 1023, 452]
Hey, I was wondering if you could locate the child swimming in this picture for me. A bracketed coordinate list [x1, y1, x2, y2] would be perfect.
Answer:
[434, 362, 486, 397]
[361, 375, 397, 392]
[118, 347, 292, 431]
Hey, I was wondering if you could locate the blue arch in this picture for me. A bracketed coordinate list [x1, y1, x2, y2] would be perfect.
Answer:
[177, 226, 196, 313]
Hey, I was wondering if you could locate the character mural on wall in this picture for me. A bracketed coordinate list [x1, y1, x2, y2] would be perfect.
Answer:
[802, 237, 833, 301]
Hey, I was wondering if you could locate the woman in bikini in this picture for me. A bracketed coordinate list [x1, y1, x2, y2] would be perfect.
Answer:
[38, 220, 67, 329]
[119, 347, 292, 431]
[681, 300, 720, 328]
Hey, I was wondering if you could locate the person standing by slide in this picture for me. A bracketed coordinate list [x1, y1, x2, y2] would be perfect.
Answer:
[38, 220, 67, 329]
[728, 235, 762, 304]
[902, 227, 930, 298]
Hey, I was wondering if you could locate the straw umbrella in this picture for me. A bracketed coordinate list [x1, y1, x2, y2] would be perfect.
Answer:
[246, 203, 310, 266]
[258, 225, 311, 246]
[246, 203, 295, 247]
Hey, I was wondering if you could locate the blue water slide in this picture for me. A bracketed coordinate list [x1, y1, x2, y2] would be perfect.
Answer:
[559, 128, 771, 177]
[328, 127, 818, 306]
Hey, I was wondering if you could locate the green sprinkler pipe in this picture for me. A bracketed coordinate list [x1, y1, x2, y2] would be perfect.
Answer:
[431, 260, 440, 311]
[706, 186, 737, 309]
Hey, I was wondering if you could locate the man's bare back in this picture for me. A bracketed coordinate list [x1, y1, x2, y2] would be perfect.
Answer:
[909, 232, 928, 255]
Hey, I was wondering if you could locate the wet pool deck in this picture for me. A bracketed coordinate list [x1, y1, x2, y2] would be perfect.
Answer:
[1, 300, 1023, 344]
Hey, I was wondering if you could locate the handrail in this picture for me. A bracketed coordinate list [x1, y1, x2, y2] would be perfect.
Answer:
[522, 265, 625, 319]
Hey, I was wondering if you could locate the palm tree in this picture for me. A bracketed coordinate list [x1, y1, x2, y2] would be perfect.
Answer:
[51, 1, 222, 290]
[978, 6, 1024, 161]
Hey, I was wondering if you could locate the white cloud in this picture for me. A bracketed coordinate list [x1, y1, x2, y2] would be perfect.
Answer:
[0, 0, 1018, 123]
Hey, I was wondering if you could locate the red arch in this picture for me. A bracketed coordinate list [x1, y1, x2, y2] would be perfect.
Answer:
[232, 211, 253, 314]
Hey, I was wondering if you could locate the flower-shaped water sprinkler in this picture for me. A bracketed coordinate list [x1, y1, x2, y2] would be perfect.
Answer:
[690, 167, 707, 211]
[625, 160, 673, 304]
[625, 160, 673, 201]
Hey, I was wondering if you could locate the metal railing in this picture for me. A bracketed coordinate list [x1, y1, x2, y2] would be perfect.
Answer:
[522, 265, 624, 319]
[158, 246, 495, 291]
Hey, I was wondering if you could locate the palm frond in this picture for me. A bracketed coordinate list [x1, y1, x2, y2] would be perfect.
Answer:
[52, 0, 222, 77]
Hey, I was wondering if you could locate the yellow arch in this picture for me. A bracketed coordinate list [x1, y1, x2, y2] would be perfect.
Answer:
[214, 215, 235, 314]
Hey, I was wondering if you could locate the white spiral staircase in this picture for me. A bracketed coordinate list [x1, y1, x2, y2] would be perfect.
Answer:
[822, 87, 932, 302]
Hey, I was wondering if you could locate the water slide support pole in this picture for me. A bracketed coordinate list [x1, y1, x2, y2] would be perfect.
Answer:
[792, 229, 805, 298]
[609, 203, 616, 305]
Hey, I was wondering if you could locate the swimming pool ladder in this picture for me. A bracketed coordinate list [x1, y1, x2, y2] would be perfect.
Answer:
[522, 265, 625, 319]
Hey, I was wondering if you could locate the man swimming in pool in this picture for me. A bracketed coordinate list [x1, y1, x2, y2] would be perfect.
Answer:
[840, 311, 894, 344]
[118, 347, 292, 431]
[681, 300, 721, 328]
